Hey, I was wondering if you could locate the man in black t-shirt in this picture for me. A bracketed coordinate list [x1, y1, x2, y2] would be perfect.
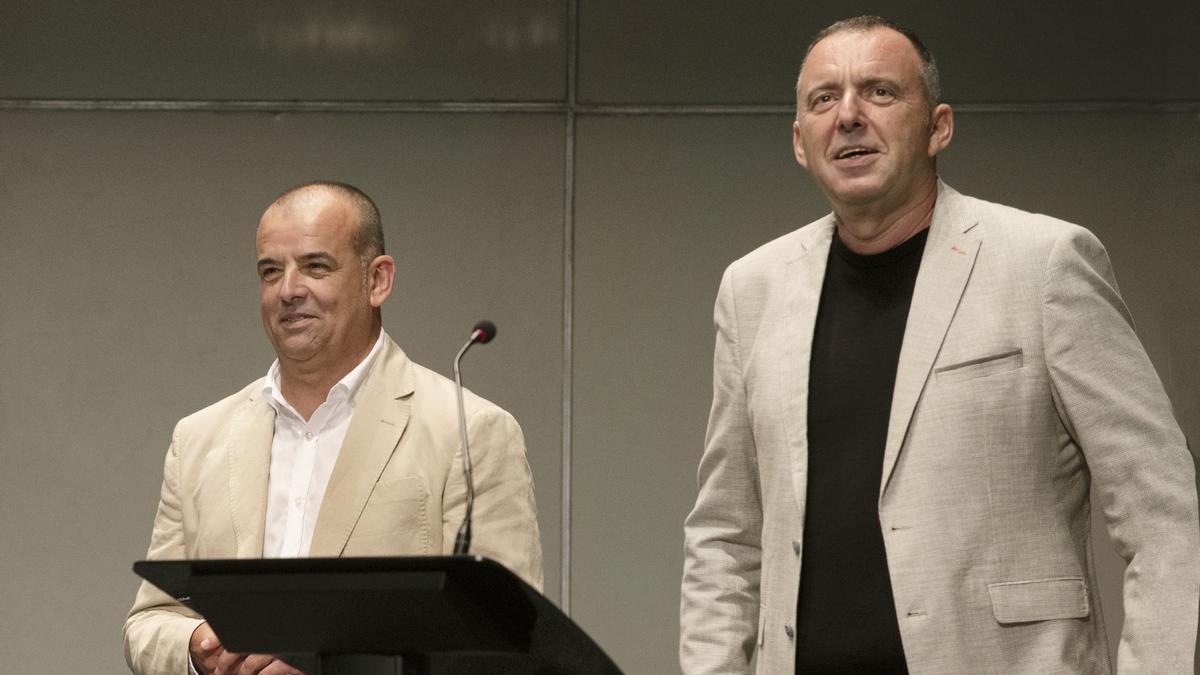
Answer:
[681, 15, 1198, 675]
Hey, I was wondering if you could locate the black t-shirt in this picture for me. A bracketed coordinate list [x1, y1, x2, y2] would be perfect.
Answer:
[795, 228, 928, 673]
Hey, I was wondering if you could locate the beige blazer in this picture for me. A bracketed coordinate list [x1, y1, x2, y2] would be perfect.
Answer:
[681, 183, 1199, 674]
[124, 337, 543, 674]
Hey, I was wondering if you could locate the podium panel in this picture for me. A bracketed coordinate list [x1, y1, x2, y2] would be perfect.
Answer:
[135, 556, 621, 675]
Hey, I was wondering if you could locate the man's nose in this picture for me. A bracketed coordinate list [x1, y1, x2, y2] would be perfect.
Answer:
[278, 267, 309, 302]
[835, 93, 864, 132]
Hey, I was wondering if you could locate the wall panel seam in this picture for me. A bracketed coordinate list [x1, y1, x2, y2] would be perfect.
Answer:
[3, 99, 1198, 114]
[560, 0, 579, 617]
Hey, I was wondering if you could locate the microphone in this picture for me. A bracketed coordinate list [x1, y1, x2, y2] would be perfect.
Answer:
[452, 320, 497, 555]
[471, 320, 497, 345]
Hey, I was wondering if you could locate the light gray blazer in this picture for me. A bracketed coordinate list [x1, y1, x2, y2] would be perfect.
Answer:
[681, 183, 1198, 674]
[124, 337, 543, 674]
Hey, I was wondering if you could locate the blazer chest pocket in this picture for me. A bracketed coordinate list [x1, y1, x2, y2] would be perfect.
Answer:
[987, 577, 1089, 624]
[348, 476, 432, 553]
[935, 348, 1023, 385]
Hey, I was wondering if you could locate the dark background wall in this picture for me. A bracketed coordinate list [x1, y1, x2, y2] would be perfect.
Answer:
[1, 2, 1197, 672]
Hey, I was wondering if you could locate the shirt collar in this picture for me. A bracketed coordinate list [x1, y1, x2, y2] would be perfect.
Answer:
[262, 329, 388, 417]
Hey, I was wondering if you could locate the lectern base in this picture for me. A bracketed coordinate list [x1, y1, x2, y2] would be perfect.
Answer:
[281, 653, 427, 675]
[284, 653, 547, 675]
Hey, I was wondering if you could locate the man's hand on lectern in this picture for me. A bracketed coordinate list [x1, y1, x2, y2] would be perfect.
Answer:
[190, 622, 307, 675]
[189, 623, 224, 674]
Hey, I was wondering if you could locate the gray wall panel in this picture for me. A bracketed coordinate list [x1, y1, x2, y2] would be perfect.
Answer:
[578, 2, 1200, 105]
[0, 2, 566, 101]
[0, 110, 564, 671]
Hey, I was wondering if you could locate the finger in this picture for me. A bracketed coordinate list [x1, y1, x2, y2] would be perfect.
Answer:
[191, 624, 227, 675]
[191, 622, 223, 657]
[214, 650, 246, 675]
[259, 658, 307, 675]
[236, 653, 277, 674]
[198, 648, 226, 675]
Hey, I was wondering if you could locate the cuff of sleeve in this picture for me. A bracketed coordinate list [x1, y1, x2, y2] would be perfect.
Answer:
[183, 619, 206, 675]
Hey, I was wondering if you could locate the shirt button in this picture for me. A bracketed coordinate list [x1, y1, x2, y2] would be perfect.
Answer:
[293, 497, 303, 508]
[304, 431, 313, 441]
[784, 623, 795, 639]
[792, 540, 801, 555]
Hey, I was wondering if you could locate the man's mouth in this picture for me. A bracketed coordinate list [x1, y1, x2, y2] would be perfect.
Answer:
[834, 146, 878, 160]
[281, 313, 317, 325]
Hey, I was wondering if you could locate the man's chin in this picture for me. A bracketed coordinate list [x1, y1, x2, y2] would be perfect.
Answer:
[825, 182, 888, 209]
[271, 335, 324, 362]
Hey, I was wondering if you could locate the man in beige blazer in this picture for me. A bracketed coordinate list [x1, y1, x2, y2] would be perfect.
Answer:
[124, 181, 542, 675]
[680, 16, 1198, 674]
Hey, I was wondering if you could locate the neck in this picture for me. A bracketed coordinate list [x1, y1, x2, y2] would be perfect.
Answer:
[278, 323, 380, 420]
[833, 177, 938, 255]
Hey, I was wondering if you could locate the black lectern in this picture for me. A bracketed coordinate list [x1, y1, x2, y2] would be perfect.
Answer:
[134, 556, 622, 675]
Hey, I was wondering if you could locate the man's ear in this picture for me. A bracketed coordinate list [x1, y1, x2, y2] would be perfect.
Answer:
[793, 120, 809, 169]
[367, 255, 395, 308]
[928, 103, 954, 157]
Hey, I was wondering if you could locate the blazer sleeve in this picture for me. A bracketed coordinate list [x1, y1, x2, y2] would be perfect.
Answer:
[441, 404, 544, 591]
[680, 266, 764, 674]
[123, 425, 205, 675]
[1042, 226, 1200, 671]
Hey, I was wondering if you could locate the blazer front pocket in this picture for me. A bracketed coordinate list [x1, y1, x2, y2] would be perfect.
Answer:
[345, 476, 432, 554]
[935, 348, 1024, 385]
[987, 577, 1089, 624]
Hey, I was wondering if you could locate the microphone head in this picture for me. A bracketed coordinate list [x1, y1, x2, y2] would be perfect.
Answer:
[472, 320, 497, 344]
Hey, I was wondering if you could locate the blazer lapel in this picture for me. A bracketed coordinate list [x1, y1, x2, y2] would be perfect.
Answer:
[227, 390, 275, 558]
[780, 217, 836, 513]
[309, 339, 414, 556]
[880, 183, 980, 497]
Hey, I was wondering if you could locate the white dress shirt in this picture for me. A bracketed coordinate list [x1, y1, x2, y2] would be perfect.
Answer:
[260, 330, 387, 558]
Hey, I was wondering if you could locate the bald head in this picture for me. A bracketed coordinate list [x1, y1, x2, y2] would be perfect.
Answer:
[271, 181, 385, 270]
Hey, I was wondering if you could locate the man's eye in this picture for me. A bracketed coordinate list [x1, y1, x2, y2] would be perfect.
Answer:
[307, 263, 330, 274]
[811, 94, 834, 110]
[872, 88, 894, 99]
[259, 268, 280, 280]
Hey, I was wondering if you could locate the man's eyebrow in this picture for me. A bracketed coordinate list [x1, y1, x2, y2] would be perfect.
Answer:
[855, 75, 903, 91]
[256, 251, 338, 267]
[297, 252, 337, 264]
[801, 79, 837, 95]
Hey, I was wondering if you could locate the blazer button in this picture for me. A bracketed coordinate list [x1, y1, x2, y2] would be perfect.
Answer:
[784, 623, 795, 639]
[792, 540, 800, 555]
